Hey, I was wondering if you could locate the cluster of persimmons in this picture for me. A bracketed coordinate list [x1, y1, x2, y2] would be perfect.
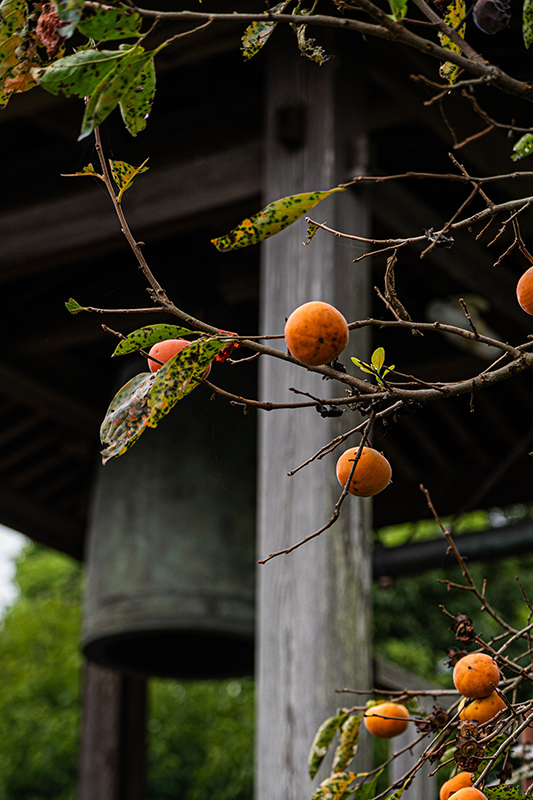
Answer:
[361, 652, 507, 800]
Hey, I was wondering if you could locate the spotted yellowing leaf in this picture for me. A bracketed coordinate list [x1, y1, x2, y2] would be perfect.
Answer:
[109, 158, 149, 202]
[241, 0, 291, 60]
[308, 711, 349, 780]
[61, 163, 103, 180]
[212, 187, 345, 252]
[331, 714, 363, 773]
[112, 324, 195, 356]
[100, 371, 154, 464]
[312, 772, 356, 800]
[146, 337, 228, 429]
[438, 0, 465, 83]
[0, 0, 39, 108]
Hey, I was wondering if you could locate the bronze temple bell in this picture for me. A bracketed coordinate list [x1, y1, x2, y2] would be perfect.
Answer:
[82, 376, 256, 680]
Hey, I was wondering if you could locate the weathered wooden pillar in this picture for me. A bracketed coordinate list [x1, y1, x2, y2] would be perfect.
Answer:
[78, 661, 146, 800]
[256, 30, 372, 800]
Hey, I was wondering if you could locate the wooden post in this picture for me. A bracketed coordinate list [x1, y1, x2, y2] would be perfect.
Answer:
[256, 30, 372, 799]
[78, 661, 147, 800]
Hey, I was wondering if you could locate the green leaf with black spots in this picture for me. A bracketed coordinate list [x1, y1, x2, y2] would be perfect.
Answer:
[524, 0, 533, 46]
[485, 787, 525, 800]
[79, 45, 152, 140]
[100, 371, 154, 464]
[332, 714, 363, 773]
[386, 0, 408, 19]
[118, 57, 156, 137]
[78, 7, 143, 41]
[112, 324, 195, 357]
[312, 772, 356, 800]
[64, 297, 88, 314]
[147, 338, 227, 429]
[33, 48, 131, 98]
[512, 132, 533, 161]
[212, 187, 346, 252]
[53, 0, 84, 38]
[308, 711, 349, 780]
[109, 158, 149, 202]
[438, 0, 465, 83]
[61, 164, 103, 180]
[241, 0, 291, 60]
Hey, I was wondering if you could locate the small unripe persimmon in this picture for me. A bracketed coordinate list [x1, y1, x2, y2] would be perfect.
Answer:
[363, 702, 409, 738]
[147, 338, 211, 377]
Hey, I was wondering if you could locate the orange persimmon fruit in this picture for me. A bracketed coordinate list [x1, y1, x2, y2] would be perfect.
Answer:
[453, 653, 500, 699]
[458, 691, 506, 724]
[284, 300, 349, 366]
[147, 338, 211, 377]
[517, 266, 533, 315]
[440, 773, 474, 800]
[363, 702, 409, 739]
[448, 788, 487, 800]
[336, 446, 392, 498]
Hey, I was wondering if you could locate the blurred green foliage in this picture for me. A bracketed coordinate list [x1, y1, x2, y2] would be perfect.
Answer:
[0, 544, 83, 800]
[0, 541, 253, 800]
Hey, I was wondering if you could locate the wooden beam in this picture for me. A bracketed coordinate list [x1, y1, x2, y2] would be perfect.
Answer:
[78, 661, 147, 800]
[0, 141, 261, 277]
[256, 30, 372, 799]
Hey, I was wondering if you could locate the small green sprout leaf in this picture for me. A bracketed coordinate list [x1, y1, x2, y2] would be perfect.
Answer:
[512, 133, 533, 161]
[371, 347, 385, 372]
[387, 0, 408, 20]
[65, 298, 87, 314]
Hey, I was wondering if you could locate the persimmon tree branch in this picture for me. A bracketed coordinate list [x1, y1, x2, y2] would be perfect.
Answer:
[81, 2, 533, 104]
